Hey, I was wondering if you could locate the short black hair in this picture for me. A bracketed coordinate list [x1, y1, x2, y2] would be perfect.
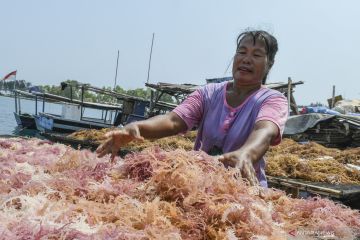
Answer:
[236, 30, 278, 84]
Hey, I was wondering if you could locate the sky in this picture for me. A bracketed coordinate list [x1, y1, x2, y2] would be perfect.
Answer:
[1, 0, 360, 105]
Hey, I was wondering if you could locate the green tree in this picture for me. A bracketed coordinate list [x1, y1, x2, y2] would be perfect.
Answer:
[96, 86, 114, 103]
[114, 86, 126, 94]
[126, 88, 150, 99]
[159, 93, 175, 104]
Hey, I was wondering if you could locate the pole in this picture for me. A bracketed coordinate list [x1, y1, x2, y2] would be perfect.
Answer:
[18, 92, 21, 114]
[80, 86, 84, 120]
[287, 77, 292, 115]
[331, 85, 335, 108]
[42, 94, 45, 112]
[14, 90, 18, 113]
[13, 72, 17, 92]
[146, 33, 155, 84]
[113, 50, 120, 91]
[35, 96, 38, 115]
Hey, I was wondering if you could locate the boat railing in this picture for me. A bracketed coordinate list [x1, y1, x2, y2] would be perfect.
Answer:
[14, 89, 121, 125]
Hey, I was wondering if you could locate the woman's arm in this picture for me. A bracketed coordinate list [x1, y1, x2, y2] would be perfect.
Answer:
[97, 87, 205, 160]
[96, 112, 187, 160]
[135, 112, 188, 139]
[218, 120, 278, 185]
[233, 120, 278, 163]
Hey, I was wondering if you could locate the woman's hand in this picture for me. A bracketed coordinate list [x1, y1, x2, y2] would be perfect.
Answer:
[218, 150, 259, 186]
[217, 121, 279, 186]
[96, 124, 144, 161]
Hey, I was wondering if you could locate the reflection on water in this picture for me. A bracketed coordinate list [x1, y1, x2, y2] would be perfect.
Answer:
[0, 127, 41, 139]
[0, 95, 55, 138]
[12, 126, 42, 138]
[0, 96, 17, 136]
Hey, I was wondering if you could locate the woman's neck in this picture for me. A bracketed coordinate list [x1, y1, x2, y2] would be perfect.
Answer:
[225, 81, 262, 108]
[230, 81, 262, 96]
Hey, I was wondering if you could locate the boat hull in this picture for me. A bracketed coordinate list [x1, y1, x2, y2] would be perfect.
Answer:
[14, 112, 37, 130]
[34, 113, 114, 133]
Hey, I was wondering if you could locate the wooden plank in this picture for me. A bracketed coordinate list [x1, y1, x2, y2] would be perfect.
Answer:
[267, 176, 344, 197]
[290, 92, 300, 115]
[331, 85, 336, 108]
[287, 77, 292, 114]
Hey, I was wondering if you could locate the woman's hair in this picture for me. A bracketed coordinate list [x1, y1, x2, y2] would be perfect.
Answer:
[236, 30, 278, 84]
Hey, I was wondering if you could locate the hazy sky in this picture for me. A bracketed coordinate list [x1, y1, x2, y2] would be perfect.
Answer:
[1, 0, 359, 105]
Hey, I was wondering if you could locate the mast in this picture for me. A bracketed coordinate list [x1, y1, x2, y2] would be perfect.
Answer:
[146, 33, 155, 84]
[113, 50, 120, 91]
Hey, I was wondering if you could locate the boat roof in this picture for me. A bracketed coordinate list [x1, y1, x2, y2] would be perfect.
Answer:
[14, 90, 122, 111]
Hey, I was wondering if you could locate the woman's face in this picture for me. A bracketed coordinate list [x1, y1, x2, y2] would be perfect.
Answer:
[232, 36, 269, 86]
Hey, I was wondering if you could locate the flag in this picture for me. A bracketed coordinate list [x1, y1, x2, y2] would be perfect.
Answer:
[2, 70, 17, 81]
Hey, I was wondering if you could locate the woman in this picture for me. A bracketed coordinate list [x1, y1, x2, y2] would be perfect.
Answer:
[97, 30, 288, 187]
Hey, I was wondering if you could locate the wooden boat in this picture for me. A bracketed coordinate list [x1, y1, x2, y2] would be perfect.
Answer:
[13, 90, 38, 130]
[14, 82, 177, 134]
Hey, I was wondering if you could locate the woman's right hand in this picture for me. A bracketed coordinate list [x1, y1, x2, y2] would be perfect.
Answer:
[96, 124, 144, 161]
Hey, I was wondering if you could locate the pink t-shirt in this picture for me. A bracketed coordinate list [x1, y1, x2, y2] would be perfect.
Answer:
[172, 82, 288, 187]
[174, 84, 288, 146]
[256, 92, 288, 145]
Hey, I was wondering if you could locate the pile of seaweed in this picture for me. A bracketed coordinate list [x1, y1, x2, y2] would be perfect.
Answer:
[266, 139, 360, 184]
[0, 137, 359, 239]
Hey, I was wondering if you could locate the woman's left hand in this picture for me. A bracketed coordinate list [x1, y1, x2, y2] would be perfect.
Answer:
[218, 150, 259, 186]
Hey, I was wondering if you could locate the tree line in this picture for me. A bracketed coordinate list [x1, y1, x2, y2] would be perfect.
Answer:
[0, 80, 31, 91]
